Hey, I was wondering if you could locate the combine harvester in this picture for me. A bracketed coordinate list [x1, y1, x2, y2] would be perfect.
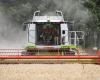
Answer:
[0, 11, 100, 64]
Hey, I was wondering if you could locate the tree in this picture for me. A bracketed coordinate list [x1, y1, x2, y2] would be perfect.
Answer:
[83, 0, 100, 48]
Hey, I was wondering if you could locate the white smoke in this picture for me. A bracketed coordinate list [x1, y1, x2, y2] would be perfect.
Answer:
[38, 0, 91, 29]
[0, 11, 27, 48]
[54, 0, 90, 22]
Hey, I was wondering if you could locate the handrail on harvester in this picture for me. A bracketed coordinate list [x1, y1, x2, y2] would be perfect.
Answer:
[0, 55, 99, 59]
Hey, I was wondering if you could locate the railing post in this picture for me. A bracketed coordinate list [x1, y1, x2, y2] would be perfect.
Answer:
[17, 49, 20, 64]
[77, 48, 80, 63]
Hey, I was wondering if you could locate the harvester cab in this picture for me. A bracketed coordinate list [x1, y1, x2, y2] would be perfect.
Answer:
[23, 11, 84, 55]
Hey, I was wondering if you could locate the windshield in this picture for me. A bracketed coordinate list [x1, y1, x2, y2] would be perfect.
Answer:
[36, 22, 61, 45]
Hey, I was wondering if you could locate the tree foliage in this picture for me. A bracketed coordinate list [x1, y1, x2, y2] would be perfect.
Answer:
[84, 0, 100, 31]
[83, 0, 100, 47]
[0, 0, 43, 24]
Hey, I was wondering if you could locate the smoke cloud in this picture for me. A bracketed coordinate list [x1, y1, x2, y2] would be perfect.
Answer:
[0, 9, 27, 48]
[37, 0, 92, 31]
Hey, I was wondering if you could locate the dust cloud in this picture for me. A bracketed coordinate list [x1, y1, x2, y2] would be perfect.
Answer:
[0, 11, 27, 48]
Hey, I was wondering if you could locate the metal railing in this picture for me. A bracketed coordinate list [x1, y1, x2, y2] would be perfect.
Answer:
[69, 31, 84, 46]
